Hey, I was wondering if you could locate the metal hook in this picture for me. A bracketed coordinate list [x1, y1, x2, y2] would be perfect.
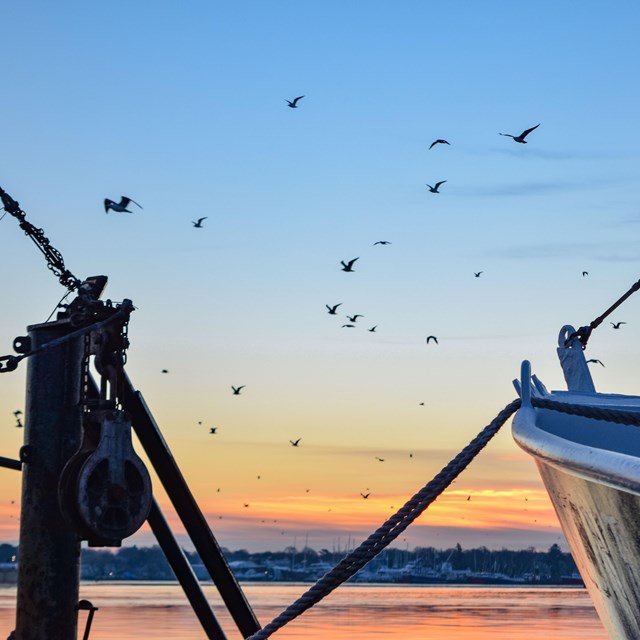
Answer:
[77, 599, 99, 640]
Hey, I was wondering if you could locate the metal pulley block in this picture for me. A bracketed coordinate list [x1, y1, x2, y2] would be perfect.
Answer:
[59, 410, 152, 546]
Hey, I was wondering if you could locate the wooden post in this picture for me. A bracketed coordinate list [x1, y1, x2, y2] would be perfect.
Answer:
[15, 318, 84, 640]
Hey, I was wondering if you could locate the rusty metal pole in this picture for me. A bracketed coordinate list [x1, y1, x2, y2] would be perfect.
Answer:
[15, 318, 84, 640]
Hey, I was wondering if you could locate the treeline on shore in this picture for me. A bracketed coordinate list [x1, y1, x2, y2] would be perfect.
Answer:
[0, 542, 578, 583]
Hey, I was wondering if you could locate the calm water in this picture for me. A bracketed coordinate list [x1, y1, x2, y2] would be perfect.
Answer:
[0, 582, 607, 639]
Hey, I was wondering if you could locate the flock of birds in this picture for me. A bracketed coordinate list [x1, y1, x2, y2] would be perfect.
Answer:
[93, 100, 626, 506]
[4, 100, 629, 527]
[182, 105, 557, 503]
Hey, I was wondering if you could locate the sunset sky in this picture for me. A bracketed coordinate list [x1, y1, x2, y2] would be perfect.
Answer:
[2, 2, 640, 555]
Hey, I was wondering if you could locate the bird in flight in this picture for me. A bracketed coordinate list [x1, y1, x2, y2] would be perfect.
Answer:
[326, 303, 342, 315]
[15, 418, 23, 428]
[231, 385, 245, 395]
[474, 271, 483, 278]
[360, 492, 370, 499]
[342, 324, 355, 328]
[426, 336, 438, 344]
[373, 241, 391, 245]
[368, 326, 377, 332]
[347, 314, 363, 322]
[13, 410, 22, 417]
[375, 456, 385, 462]
[586, 359, 605, 367]
[341, 257, 359, 272]
[582, 271, 589, 277]
[611, 322, 626, 329]
[429, 139, 450, 150]
[426, 181, 446, 193]
[104, 196, 142, 213]
[290, 438, 301, 447]
[161, 369, 169, 374]
[192, 217, 208, 228]
[499, 123, 540, 144]
[209, 427, 218, 434]
[285, 96, 305, 108]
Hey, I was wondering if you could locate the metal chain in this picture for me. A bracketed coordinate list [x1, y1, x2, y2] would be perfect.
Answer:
[0, 186, 81, 292]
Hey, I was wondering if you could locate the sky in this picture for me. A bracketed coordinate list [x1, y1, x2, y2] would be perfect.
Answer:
[1, 1, 640, 555]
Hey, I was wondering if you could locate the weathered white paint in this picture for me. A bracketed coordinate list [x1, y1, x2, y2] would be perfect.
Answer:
[513, 373, 640, 640]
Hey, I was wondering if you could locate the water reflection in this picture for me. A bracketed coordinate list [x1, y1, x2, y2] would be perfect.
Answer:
[0, 583, 606, 639]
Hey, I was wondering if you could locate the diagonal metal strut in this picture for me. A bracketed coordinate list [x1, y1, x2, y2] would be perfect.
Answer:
[120, 373, 261, 638]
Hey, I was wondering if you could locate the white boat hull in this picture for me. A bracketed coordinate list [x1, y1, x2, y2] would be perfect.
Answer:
[513, 396, 640, 640]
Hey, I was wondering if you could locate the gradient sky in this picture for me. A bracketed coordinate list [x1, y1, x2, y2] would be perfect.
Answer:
[1, 2, 640, 554]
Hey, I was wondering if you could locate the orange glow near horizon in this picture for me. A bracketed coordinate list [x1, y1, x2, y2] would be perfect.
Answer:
[0, 450, 562, 551]
[144, 484, 562, 552]
[0, 415, 562, 551]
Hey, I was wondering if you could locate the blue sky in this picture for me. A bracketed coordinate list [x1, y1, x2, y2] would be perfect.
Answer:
[1, 1, 640, 552]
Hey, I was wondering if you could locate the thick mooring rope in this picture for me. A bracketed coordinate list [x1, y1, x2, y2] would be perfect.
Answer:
[246, 399, 522, 640]
[531, 397, 640, 427]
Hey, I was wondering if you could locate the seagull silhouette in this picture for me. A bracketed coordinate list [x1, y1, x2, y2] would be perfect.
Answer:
[15, 418, 23, 428]
[104, 196, 142, 213]
[429, 139, 450, 149]
[426, 336, 438, 344]
[342, 324, 355, 328]
[231, 385, 245, 395]
[426, 181, 446, 193]
[368, 326, 377, 332]
[586, 359, 605, 367]
[474, 271, 483, 278]
[161, 369, 169, 374]
[360, 492, 370, 499]
[326, 303, 342, 315]
[346, 314, 363, 322]
[209, 427, 218, 434]
[290, 438, 301, 447]
[375, 456, 385, 462]
[285, 96, 305, 108]
[13, 410, 22, 417]
[341, 257, 359, 272]
[373, 241, 391, 245]
[192, 217, 208, 228]
[499, 123, 540, 144]
[582, 271, 589, 277]
[611, 322, 626, 329]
